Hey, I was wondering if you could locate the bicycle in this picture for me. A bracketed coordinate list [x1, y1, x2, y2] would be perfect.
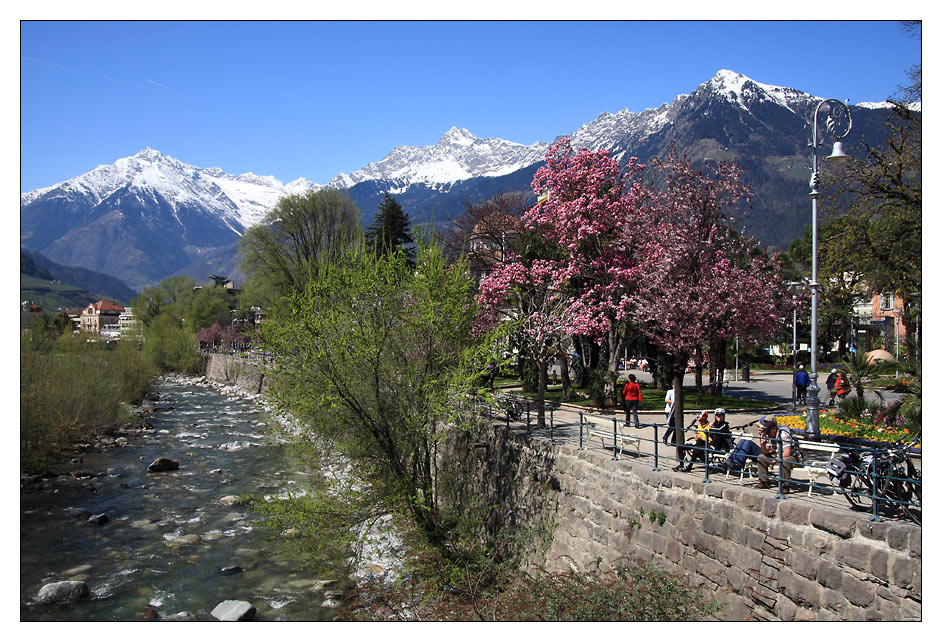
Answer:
[826, 439, 921, 524]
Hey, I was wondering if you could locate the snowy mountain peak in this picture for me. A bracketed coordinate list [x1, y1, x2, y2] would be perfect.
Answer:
[134, 147, 163, 161]
[703, 69, 817, 115]
[439, 126, 477, 146]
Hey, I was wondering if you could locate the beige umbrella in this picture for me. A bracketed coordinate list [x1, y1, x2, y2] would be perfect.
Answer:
[865, 349, 897, 364]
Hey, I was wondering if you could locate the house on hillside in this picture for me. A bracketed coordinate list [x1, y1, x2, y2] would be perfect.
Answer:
[20, 301, 43, 328]
[119, 306, 143, 339]
[80, 300, 125, 335]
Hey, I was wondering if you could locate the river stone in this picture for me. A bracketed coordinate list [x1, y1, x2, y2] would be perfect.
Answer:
[211, 600, 256, 621]
[219, 495, 241, 506]
[201, 531, 224, 542]
[115, 437, 128, 445]
[131, 519, 159, 531]
[147, 458, 179, 473]
[36, 580, 90, 604]
[164, 611, 194, 621]
[87, 513, 109, 525]
[63, 564, 93, 576]
[320, 591, 344, 608]
[166, 534, 200, 547]
[219, 566, 244, 575]
[285, 579, 318, 590]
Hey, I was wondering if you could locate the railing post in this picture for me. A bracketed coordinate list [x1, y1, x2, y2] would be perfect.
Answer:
[549, 406, 555, 444]
[579, 412, 584, 450]
[702, 429, 712, 484]
[870, 451, 882, 522]
[653, 422, 660, 471]
[776, 435, 786, 499]
[612, 417, 618, 461]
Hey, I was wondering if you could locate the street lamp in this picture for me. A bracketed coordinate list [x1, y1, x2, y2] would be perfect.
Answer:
[807, 99, 852, 440]
[786, 281, 805, 412]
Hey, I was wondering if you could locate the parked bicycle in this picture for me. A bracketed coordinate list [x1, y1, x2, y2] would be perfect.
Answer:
[826, 439, 921, 524]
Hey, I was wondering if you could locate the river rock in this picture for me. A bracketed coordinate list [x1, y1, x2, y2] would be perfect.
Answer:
[141, 605, 159, 620]
[63, 564, 93, 576]
[218, 495, 241, 506]
[219, 566, 244, 575]
[211, 600, 256, 621]
[164, 611, 193, 621]
[166, 534, 200, 547]
[36, 580, 90, 604]
[115, 437, 128, 446]
[320, 590, 344, 608]
[147, 458, 179, 473]
[87, 513, 109, 525]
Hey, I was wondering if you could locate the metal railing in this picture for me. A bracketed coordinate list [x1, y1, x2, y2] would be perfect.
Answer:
[480, 393, 921, 525]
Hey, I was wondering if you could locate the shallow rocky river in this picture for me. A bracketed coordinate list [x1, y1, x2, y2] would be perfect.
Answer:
[20, 378, 352, 621]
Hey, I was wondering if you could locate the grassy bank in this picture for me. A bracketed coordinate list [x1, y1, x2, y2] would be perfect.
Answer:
[20, 333, 158, 472]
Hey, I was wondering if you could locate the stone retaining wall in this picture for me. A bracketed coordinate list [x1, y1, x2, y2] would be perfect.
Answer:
[202, 353, 268, 393]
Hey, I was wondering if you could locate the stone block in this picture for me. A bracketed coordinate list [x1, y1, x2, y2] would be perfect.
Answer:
[842, 574, 876, 608]
[885, 525, 910, 551]
[762, 497, 780, 518]
[834, 540, 873, 573]
[697, 555, 727, 586]
[810, 507, 857, 538]
[889, 555, 914, 590]
[857, 519, 889, 543]
[740, 490, 765, 513]
[909, 530, 922, 558]
[776, 501, 811, 526]
[820, 588, 847, 618]
[816, 561, 844, 591]
[705, 483, 725, 498]
[774, 594, 798, 621]
[787, 548, 819, 581]
[726, 566, 748, 593]
[869, 549, 890, 584]
[778, 567, 820, 609]
[722, 487, 742, 503]
[899, 600, 921, 621]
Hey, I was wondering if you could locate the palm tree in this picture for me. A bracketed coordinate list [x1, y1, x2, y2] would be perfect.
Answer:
[838, 350, 891, 400]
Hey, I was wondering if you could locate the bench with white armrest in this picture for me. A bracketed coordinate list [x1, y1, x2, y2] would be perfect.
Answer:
[581, 415, 641, 457]
[724, 431, 840, 495]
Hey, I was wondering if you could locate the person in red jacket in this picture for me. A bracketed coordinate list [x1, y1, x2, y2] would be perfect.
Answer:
[622, 374, 643, 429]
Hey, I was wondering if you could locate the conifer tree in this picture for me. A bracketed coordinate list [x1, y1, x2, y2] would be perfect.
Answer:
[366, 193, 415, 264]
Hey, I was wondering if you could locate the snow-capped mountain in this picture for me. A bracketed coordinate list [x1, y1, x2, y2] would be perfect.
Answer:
[21, 69, 899, 291]
[327, 127, 549, 192]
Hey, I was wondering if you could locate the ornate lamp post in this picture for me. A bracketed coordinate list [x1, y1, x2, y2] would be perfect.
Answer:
[807, 99, 852, 440]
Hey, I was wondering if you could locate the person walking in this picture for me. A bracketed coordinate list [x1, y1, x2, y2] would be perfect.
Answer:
[794, 364, 810, 403]
[662, 388, 676, 444]
[826, 368, 839, 406]
[622, 374, 643, 429]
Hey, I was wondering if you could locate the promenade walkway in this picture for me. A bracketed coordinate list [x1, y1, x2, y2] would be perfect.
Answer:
[486, 371, 919, 526]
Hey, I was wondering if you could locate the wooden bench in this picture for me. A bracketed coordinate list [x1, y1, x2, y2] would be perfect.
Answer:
[798, 441, 841, 496]
[582, 415, 641, 458]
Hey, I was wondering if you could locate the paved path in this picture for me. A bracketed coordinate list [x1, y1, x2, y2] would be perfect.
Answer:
[486, 374, 919, 526]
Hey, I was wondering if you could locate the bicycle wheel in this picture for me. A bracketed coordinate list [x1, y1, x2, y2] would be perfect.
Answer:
[843, 469, 875, 511]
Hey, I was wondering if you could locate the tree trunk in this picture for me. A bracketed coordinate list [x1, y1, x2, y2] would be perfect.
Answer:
[694, 345, 704, 394]
[709, 338, 728, 396]
[671, 364, 686, 462]
[536, 358, 547, 428]
[559, 338, 572, 401]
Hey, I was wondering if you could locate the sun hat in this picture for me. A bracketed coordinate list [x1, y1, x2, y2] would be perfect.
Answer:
[759, 415, 777, 427]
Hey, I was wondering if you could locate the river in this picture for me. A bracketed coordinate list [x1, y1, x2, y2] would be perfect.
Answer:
[20, 377, 355, 621]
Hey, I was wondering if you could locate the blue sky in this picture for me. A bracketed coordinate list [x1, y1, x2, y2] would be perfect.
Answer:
[19, 19, 922, 192]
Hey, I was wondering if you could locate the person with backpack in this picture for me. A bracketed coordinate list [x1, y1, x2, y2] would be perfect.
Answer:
[826, 368, 839, 406]
[794, 364, 810, 403]
[833, 371, 850, 403]
[621, 374, 643, 429]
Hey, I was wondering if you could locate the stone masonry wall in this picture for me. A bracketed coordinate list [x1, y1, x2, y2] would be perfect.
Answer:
[479, 427, 921, 622]
[202, 353, 268, 393]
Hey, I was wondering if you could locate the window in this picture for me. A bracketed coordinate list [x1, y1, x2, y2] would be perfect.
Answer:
[880, 293, 894, 311]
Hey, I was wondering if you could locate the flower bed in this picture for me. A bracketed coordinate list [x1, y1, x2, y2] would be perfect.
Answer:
[777, 411, 918, 450]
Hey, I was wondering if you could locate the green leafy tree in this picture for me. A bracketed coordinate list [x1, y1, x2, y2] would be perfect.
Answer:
[240, 189, 362, 306]
[261, 242, 491, 551]
[183, 286, 232, 334]
[365, 193, 415, 264]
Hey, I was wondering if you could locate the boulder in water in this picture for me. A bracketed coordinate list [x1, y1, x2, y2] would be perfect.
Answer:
[141, 605, 159, 620]
[166, 534, 200, 547]
[36, 580, 90, 604]
[147, 458, 179, 473]
[87, 513, 109, 525]
[218, 495, 241, 506]
[219, 566, 244, 575]
[211, 600, 256, 621]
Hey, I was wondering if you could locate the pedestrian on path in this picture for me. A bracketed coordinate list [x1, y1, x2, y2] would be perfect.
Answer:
[795, 364, 810, 403]
[662, 388, 676, 443]
[622, 374, 642, 429]
[826, 368, 838, 406]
